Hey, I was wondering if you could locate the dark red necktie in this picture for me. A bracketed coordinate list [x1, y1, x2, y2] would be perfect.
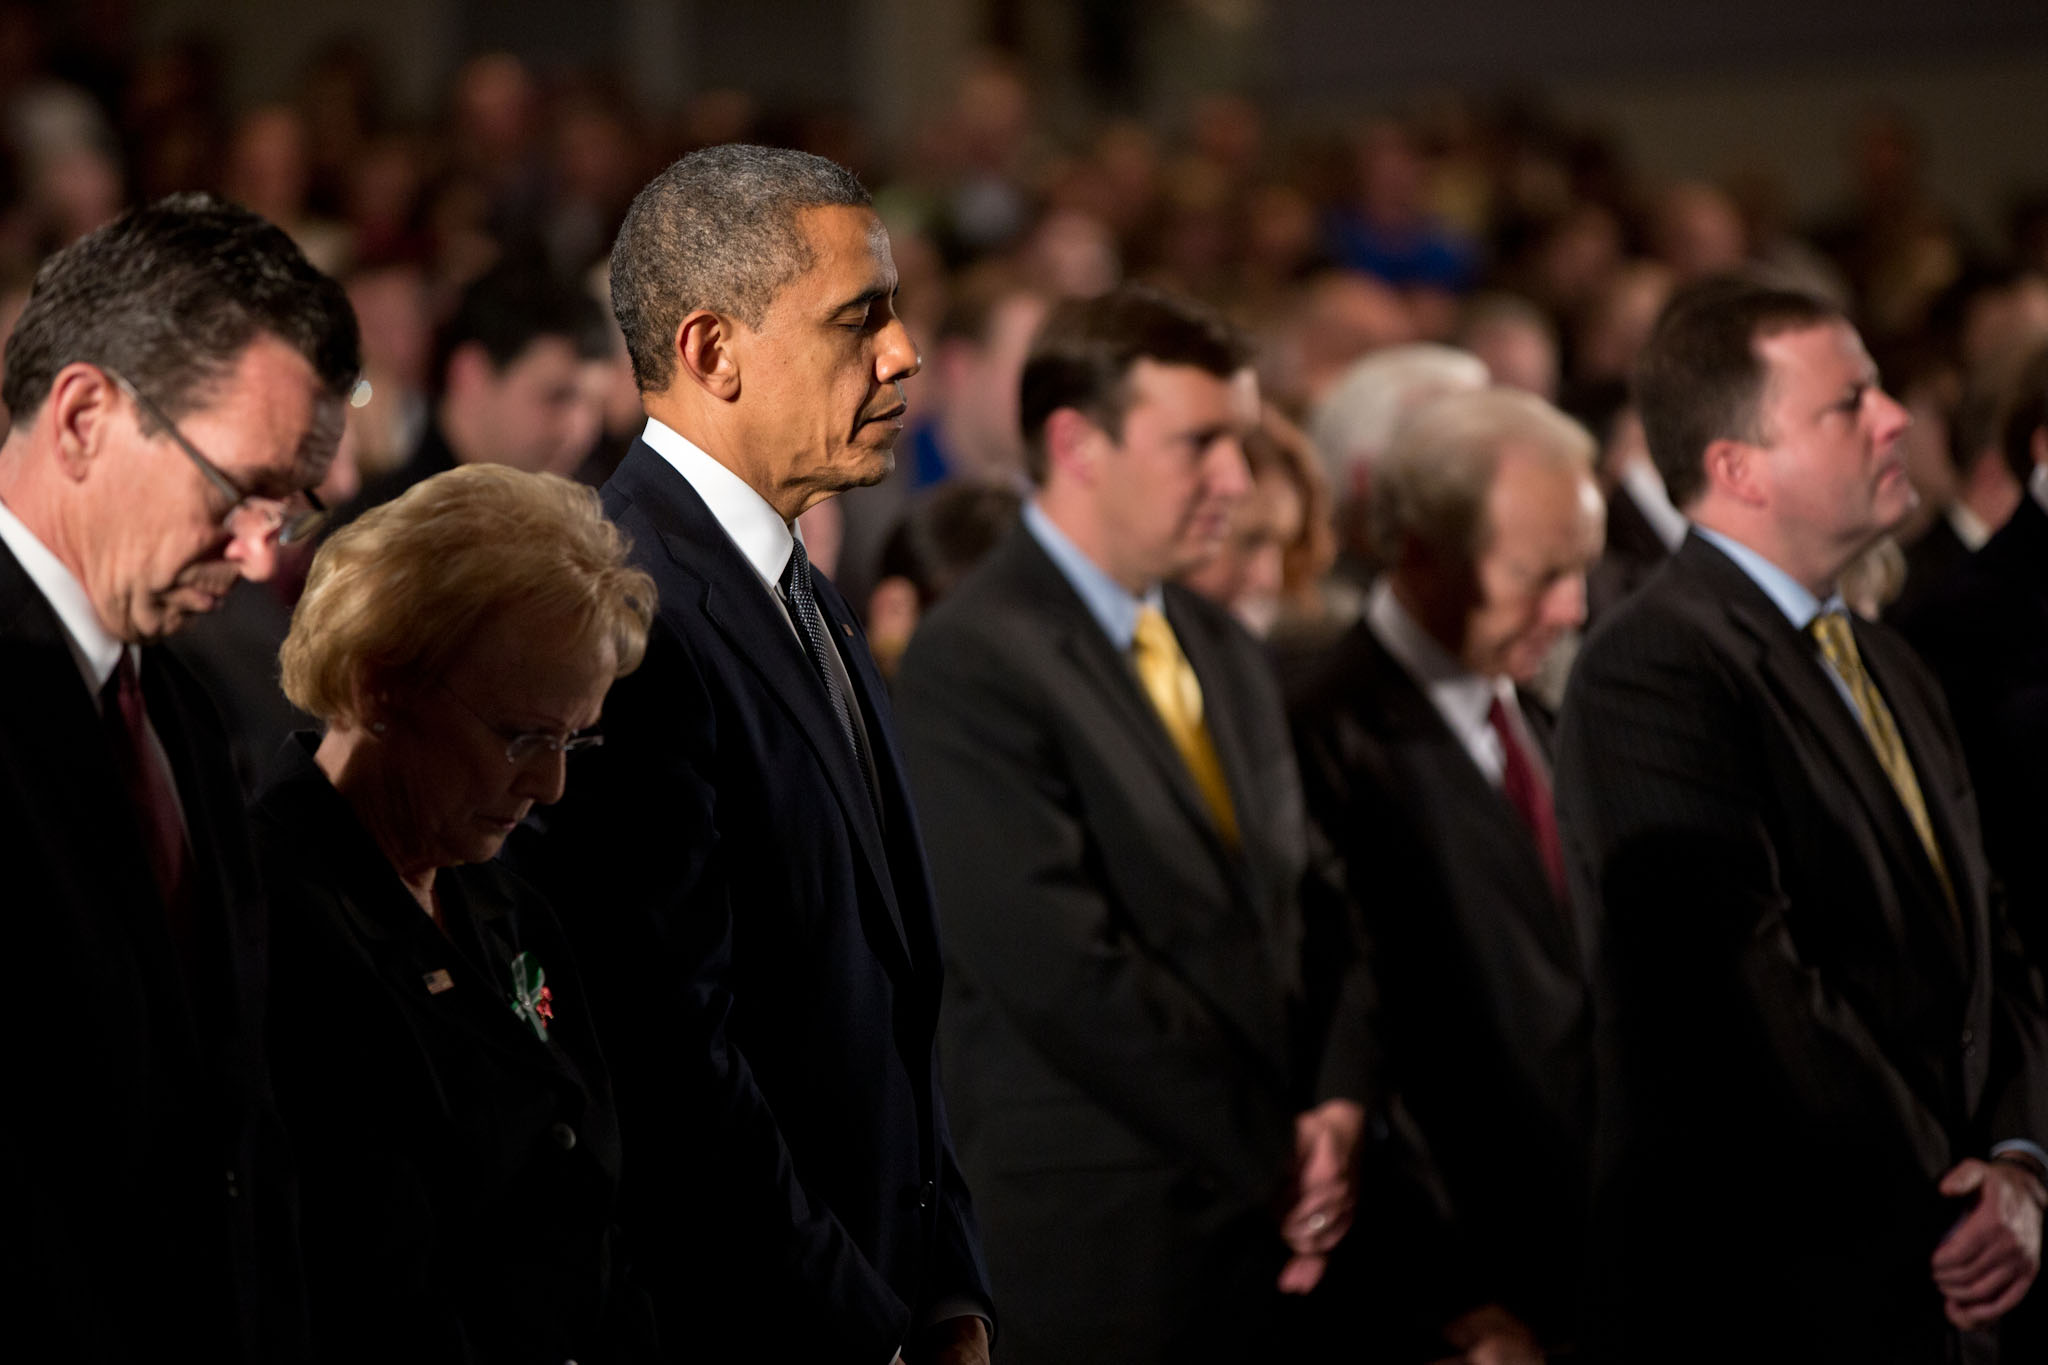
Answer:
[1489, 695, 1568, 905]
[101, 652, 195, 939]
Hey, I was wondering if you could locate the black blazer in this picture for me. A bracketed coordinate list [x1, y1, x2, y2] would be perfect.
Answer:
[0, 539, 303, 1362]
[1899, 493, 2048, 958]
[1556, 532, 2048, 1363]
[252, 736, 654, 1364]
[893, 526, 1377, 1363]
[1288, 621, 1591, 1343]
[505, 439, 990, 1361]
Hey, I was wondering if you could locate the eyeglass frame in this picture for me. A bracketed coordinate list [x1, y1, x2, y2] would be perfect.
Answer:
[105, 367, 329, 546]
[436, 677, 606, 765]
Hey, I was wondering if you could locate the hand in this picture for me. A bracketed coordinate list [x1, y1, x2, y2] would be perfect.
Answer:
[1931, 1156, 2046, 1330]
[1440, 1302, 1544, 1365]
[1277, 1098, 1365, 1293]
[902, 1315, 989, 1365]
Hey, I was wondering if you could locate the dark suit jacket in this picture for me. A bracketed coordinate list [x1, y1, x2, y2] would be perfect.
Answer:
[1900, 492, 2048, 959]
[1585, 479, 1673, 625]
[253, 735, 655, 1364]
[0, 539, 303, 1363]
[504, 439, 990, 1360]
[1289, 622, 1591, 1343]
[1556, 531, 2048, 1363]
[893, 526, 1377, 1364]
[1889, 511, 1973, 628]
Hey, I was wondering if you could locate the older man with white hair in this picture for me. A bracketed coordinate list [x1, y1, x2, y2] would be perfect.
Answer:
[1291, 386, 1605, 1356]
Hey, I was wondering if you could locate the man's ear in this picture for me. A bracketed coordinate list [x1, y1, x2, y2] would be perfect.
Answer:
[677, 310, 741, 401]
[45, 362, 120, 482]
[1702, 436, 1763, 506]
[1042, 407, 1105, 485]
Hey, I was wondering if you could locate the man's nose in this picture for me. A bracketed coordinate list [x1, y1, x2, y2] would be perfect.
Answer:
[878, 318, 921, 384]
[1209, 437, 1252, 500]
[224, 519, 281, 583]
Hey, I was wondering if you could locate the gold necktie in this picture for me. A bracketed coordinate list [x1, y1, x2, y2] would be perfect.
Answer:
[1132, 605, 1239, 845]
[1809, 610, 1956, 916]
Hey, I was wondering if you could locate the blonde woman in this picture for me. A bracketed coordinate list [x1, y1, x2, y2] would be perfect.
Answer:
[255, 464, 658, 1363]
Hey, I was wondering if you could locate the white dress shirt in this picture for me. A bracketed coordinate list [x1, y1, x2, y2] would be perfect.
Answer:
[1365, 578, 1539, 788]
[639, 417, 877, 772]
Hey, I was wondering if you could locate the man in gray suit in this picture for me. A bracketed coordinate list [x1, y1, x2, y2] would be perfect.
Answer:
[895, 285, 1377, 1363]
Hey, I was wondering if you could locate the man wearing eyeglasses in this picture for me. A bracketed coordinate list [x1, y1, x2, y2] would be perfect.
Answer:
[0, 192, 359, 1361]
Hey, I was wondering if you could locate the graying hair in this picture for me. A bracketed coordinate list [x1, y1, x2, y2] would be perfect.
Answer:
[1370, 386, 1595, 565]
[1307, 343, 1490, 494]
[609, 143, 871, 393]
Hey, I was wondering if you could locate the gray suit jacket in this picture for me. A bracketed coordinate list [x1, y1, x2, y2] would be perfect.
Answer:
[894, 525, 1376, 1363]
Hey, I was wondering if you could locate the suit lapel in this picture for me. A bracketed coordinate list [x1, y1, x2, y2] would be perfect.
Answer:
[0, 543, 206, 1060]
[1013, 537, 1240, 869]
[1359, 629, 1578, 965]
[611, 443, 914, 972]
[1681, 538, 1968, 965]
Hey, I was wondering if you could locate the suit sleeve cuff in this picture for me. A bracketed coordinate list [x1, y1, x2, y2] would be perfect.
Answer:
[1991, 1139, 2048, 1172]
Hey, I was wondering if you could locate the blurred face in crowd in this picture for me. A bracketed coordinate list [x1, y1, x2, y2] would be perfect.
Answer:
[735, 204, 920, 517]
[75, 334, 333, 642]
[445, 335, 589, 475]
[1459, 443, 1604, 682]
[1749, 321, 1915, 577]
[1181, 462, 1303, 637]
[1088, 360, 1257, 591]
[383, 607, 613, 873]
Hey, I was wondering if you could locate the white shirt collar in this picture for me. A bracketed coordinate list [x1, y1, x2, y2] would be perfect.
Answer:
[2031, 463, 2048, 517]
[1366, 577, 1514, 785]
[640, 416, 799, 595]
[1690, 523, 1843, 630]
[0, 492, 129, 700]
[1946, 501, 1991, 552]
[1619, 456, 1689, 552]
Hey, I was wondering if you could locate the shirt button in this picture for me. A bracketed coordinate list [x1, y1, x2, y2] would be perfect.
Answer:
[550, 1122, 578, 1151]
[917, 1180, 935, 1209]
[225, 1169, 239, 1199]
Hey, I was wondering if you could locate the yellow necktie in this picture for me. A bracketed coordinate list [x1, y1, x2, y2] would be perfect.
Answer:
[1809, 610, 1956, 916]
[1132, 605, 1239, 845]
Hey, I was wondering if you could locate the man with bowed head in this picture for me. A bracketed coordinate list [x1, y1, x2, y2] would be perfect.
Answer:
[0, 192, 358, 1359]
[507, 144, 993, 1364]
[894, 285, 1378, 1362]
[1290, 386, 1604, 1355]
[1556, 276, 2048, 1362]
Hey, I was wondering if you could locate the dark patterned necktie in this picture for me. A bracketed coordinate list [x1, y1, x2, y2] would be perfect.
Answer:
[101, 651, 196, 945]
[1488, 695, 1568, 906]
[781, 537, 877, 807]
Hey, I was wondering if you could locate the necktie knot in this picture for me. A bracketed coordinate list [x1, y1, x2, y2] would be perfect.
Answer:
[1133, 606, 1203, 727]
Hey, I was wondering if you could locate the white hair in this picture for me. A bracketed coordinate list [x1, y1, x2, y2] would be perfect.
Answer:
[1307, 343, 1490, 494]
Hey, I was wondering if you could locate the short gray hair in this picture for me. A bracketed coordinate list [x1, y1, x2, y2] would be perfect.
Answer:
[609, 143, 871, 393]
[1370, 386, 1595, 564]
[1307, 343, 1490, 494]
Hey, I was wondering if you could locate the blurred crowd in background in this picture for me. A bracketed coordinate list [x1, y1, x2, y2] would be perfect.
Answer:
[0, 10, 2045, 743]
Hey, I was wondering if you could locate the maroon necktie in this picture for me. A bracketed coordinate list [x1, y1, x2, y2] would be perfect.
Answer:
[101, 652, 195, 938]
[1488, 695, 1568, 905]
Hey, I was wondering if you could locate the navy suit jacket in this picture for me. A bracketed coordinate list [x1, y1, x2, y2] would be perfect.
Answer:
[506, 438, 990, 1360]
[0, 538, 304, 1363]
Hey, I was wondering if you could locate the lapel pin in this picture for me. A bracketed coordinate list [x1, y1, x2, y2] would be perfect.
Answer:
[422, 969, 455, 995]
